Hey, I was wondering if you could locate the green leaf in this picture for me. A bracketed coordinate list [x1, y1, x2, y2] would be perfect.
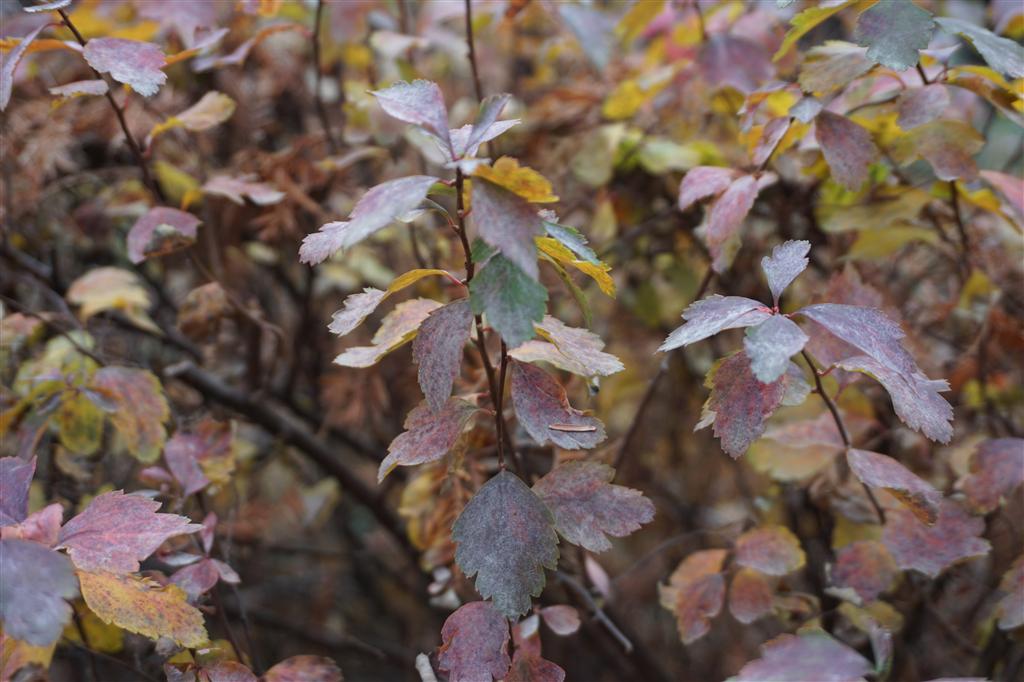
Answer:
[470, 254, 547, 348]
[854, 0, 935, 71]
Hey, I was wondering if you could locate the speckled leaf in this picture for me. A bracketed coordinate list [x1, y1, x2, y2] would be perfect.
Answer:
[371, 80, 452, 155]
[798, 41, 873, 96]
[327, 268, 449, 338]
[0, 539, 78, 646]
[816, 112, 877, 191]
[470, 254, 547, 348]
[897, 85, 950, 129]
[512, 316, 622, 377]
[83, 38, 166, 97]
[437, 601, 511, 682]
[89, 367, 170, 462]
[532, 461, 653, 553]
[378, 399, 478, 482]
[707, 175, 759, 268]
[413, 299, 474, 412]
[960, 438, 1024, 513]
[660, 295, 771, 352]
[452, 471, 559, 618]
[77, 571, 207, 648]
[263, 656, 343, 682]
[882, 499, 990, 577]
[658, 549, 727, 644]
[333, 298, 441, 368]
[678, 166, 739, 211]
[761, 240, 810, 305]
[744, 315, 809, 384]
[854, 0, 935, 71]
[299, 175, 438, 265]
[936, 18, 1024, 79]
[127, 207, 200, 264]
[57, 490, 201, 573]
[995, 555, 1023, 631]
[731, 631, 872, 682]
[847, 449, 941, 524]
[890, 120, 984, 182]
[472, 178, 544, 281]
[831, 540, 898, 603]
[510, 361, 605, 450]
[0, 456, 35, 526]
[729, 568, 774, 624]
[735, 525, 805, 576]
[697, 352, 789, 458]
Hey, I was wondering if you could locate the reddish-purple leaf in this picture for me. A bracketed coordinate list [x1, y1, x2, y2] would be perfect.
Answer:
[378, 398, 478, 482]
[882, 499, 990, 577]
[510, 361, 606, 450]
[799, 303, 913, 376]
[170, 557, 220, 601]
[707, 175, 759, 269]
[1, 503, 62, 547]
[452, 471, 559, 618]
[511, 315, 623, 378]
[90, 366, 171, 462]
[263, 656, 342, 682]
[659, 549, 727, 644]
[831, 540, 899, 603]
[744, 315, 809, 384]
[815, 111, 877, 191]
[996, 555, 1023, 631]
[761, 240, 810, 305]
[0, 456, 35, 526]
[697, 352, 790, 458]
[678, 166, 739, 211]
[733, 631, 873, 682]
[459, 93, 519, 159]
[300, 175, 438, 265]
[897, 84, 950, 129]
[734, 525, 806, 576]
[438, 601, 511, 682]
[1, 24, 47, 111]
[506, 650, 566, 682]
[203, 175, 284, 206]
[413, 299, 474, 413]
[164, 418, 233, 496]
[660, 295, 771, 352]
[137, 1, 219, 46]
[798, 41, 873, 96]
[83, 38, 166, 97]
[752, 117, 791, 168]
[729, 568, 774, 624]
[854, 0, 935, 71]
[127, 207, 200, 264]
[472, 178, 544, 281]
[847, 449, 941, 523]
[532, 461, 654, 553]
[0, 538, 78, 646]
[371, 80, 452, 156]
[57, 490, 201, 573]
[697, 35, 773, 94]
[333, 298, 442, 368]
[891, 119, 983, 182]
[203, 661, 258, 682]
[539, 605, 580, 636]
[959, 438, 1024, 513]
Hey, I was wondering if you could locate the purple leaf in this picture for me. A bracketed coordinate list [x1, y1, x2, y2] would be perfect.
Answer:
[532, 461, 654, 553]
[371, 80, 452, 157]
[882, 499, 990, 577]
[897, 84, 950, 130]
[438, 601, 511, 682]
[203, 175, 284, 206]
[761, 240, 811, 305]
[707, 175, 759, 269]
[831, 540, 899, 603]
[733, 631, 873, 682]
[734, 525, 805, 576]
[510, 360, 606, 450]
[678, 166, 739, 211]
[697, 35, 773, 94]
[1, 24, 47, 111]
[413, 299, 474, 412]
[744, 315, 809, 384]
[815, 111, 877, 191]
[452, 471, 559, 618]
[49, 79, 109, 99]
[300, 175, 438, 265]
[0, 456, 35, 527]
[959, 438, 1024, 513]
[127, 207, 201, 264]
[658, 550, 727, 644]
[847, 449, 942, 524]
[660, 295, 771, 352]
[0, 539, 78, 646]
[459, 93, 519, 159]
[83, 38, 167, 97]
[471, 178, 544, 281]
[57, 490, 202, 573]
[378, 399, 478, 482]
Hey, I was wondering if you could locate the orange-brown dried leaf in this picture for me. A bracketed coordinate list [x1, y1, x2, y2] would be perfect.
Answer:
[734, 525, 805, 576]
[831, 540, 899, 603]
[659, 549, 727, 644]
[263, 655, 343, 682]
[729, 568, 774, 624]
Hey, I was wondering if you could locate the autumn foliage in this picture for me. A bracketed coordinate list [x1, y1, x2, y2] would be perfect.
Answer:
[1, 0, 1023, 681]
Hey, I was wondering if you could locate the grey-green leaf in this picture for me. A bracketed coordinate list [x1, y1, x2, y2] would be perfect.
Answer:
[470, 254, 547, 348]
[452, 471, 560, 618]
[854, 0, 935, 71]
[936, 17, 1024, 79]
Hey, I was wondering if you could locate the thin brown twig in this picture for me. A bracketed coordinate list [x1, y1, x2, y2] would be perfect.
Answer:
[463, 0, 484, 103]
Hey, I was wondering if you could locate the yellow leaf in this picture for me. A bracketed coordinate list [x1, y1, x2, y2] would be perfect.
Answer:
[66, 267, 152, 322]
[154, 161, 200, 208]
[847, 226, 938, 260]
[774, 0, 865, 62]
[78, 571, 208, 648]
[603, 80, 645, 120]
[537, 237, 615, 297]
[616, 0, 665, 43]
[63, 603, 124, 654]
[474, 157, 558, 203]
[1, 633, 56, 681]
[387, 268, 452, 294]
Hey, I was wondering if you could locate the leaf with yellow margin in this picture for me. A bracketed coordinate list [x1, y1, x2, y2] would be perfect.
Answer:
[616, 0, 665, 43]
[474, 157, 558, 203]
[774, 0, 865, 62]
[77, 571, 207, 648]
[536, 237, 615, 296]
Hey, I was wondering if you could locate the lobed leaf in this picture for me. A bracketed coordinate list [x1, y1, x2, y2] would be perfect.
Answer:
[333, 298, 441, 368]
[0, 503, 62, 546]
[83, 38, 166, 97]
[371, 80, 452, 156]
[57, 490, 201, 573]
[815, 111, 877, 191]
[854, 0, 935, 71]
[475, 157, 558, 204]
[413, 299, 474, 412]
[0, 539, 78, 646]
[437, 601, 511, 682]
[678, 166, 739, 211]
[890, 119, 984, 182]
[378, 398, 478, 482]
[761, 240, 811, 305]
[730, 631, 872, 682]
[89, 367, 171, 463]
[300, 175, 438, 265]
[831, 540, 899, 603]
[959, 438, 1024, 514]
[511, 315, 623, 378]
[658, 549, 727, 644]
[734, 525, 806, 576]
[744, 315, 809, 384]
[510, 361, 606, 450]
[882, 499, 990, 577]
[470, 254, 547, 348]
[127, 207, 201, 264]
[506, 650, 566, 682]
[847, 449, 942, 524]
[660, 295, 771, 352]
[936, 17, 1024, 79]
[532, 461, 654, 553]
[452, 471, 559, 618]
